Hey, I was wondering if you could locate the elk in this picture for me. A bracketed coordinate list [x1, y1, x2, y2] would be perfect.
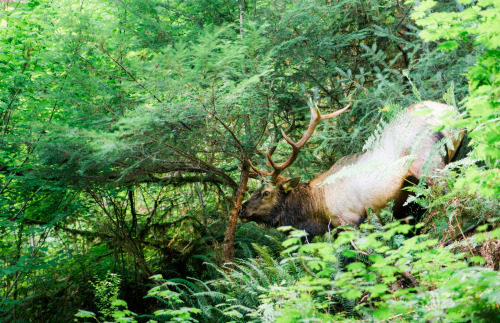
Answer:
[239, 100, 463, 238]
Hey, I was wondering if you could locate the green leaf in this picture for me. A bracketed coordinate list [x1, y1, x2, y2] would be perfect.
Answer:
[491, 228, 500, 239]
[307, 260, 325, 271]
[470, 256, 486, 264]
[367, 284, 388, 298]
[373, 305, 393, 320]
[346, 262, 366, 271]
[477, 224, 489, 232]
[75, 309, 96, 318]
[438, 40, 459, 52]
[112, 299, 128, 307]
[112, 310, 126, 318]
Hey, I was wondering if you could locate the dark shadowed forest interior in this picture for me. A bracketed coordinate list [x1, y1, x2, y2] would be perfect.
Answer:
[1, 0, 499, 322]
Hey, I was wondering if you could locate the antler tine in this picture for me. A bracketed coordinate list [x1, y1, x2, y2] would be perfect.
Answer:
[320, 103, 351, 119]
[251, 97, 349, 184]
[269, 98, 350, 182]
[249, 160, 272, 177]
[266, 149, 279, 170]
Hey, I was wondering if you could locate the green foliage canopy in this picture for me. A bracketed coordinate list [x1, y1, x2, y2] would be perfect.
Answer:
[413, 0, 500, 198]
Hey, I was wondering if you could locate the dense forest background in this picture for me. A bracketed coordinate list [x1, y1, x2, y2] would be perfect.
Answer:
[1, 0, 499, 322]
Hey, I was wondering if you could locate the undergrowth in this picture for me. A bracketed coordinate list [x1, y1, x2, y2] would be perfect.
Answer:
[138, 199, 499, 322]
[75, 184, 500, 322]
[135, 229, 498, 322]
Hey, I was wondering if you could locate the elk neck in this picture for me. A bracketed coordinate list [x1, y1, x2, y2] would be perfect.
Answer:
[275, 183, 342, 237]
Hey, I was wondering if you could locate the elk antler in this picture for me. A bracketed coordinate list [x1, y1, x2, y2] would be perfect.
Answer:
[250, 98, 350, 183]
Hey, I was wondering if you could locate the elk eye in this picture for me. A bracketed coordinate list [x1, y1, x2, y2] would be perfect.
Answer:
[262, 191, 270, 197]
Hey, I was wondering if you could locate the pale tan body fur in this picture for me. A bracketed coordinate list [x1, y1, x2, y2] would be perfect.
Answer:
[310, 101, 463, 226]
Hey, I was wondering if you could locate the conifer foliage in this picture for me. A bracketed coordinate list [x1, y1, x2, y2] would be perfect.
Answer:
[0, 0, 498, 321]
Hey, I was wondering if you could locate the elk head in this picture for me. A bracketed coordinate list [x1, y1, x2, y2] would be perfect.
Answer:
[239, 98, 349, 225]
[238, 177, 301, 225]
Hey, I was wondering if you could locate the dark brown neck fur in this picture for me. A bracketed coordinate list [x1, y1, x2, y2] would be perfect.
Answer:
[273, 183, 331, 237]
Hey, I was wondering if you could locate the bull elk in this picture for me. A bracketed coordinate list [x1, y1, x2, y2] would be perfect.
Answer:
[239, 100, 463, 237]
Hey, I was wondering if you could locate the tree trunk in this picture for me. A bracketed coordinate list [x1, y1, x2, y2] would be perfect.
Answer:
[222, 160, 250, 264]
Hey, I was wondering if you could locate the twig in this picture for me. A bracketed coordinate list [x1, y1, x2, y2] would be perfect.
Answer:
[443, 222, 483, 246]
[385, 311, 416, 321]
[454, 214, 475, 256]
[350, 240, 370, 256]
[10, 182, 47, 220]
[301, 258, 319, 278]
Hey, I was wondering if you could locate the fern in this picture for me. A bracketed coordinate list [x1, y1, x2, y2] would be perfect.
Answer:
[191, 291, 231, 302]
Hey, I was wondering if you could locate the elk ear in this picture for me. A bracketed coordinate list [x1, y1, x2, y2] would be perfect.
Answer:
[280, 177, 301, 193]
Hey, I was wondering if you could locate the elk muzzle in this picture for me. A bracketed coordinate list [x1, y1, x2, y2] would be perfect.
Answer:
[238, 203, 250, 223]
